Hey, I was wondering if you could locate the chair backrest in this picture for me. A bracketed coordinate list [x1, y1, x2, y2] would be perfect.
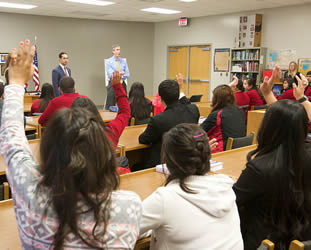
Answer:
[251, 105, 267, 110]
[32, 113, 42, 116]
[134, 237, 151, 250]
[190, 94, 203, 103]
[0, 182, 9, 201]
[289, 240, 311, 250]
[257, 239, 274, 250]
[239, 104, 249, 110]
[226, 132, 255, 151]
[130, 117, 135, 126]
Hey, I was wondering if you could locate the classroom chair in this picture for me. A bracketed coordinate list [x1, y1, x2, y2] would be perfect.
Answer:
[238, 104, 249, 110]
[190, 94, 203, 103]
[226, 132, 255, 151]
[32, 113, 42, 116]
[134, 237, 151, 250]
[251, 105, 267, 110]
[0, 182, 10, 201]
[257, 239, 274, 250]
[289, 240, 311, 250]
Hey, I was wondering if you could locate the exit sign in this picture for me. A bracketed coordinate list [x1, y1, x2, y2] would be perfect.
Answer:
[179, 17, 188, 26]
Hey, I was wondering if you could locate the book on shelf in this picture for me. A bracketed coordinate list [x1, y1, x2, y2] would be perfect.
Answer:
[232, 49, 260, 60]
[156, 160, 224, 174]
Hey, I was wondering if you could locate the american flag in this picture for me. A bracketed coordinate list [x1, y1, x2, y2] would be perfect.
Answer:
[33, 46, 40, 91]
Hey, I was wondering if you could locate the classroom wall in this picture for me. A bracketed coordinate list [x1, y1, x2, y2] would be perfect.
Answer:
[153, 3, 311, 99]
[0, 12, 154, 105]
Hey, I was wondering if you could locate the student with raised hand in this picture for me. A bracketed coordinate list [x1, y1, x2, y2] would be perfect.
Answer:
[140, 123, 243, 250]
[201, 84, 246, 153]
[233, 66, 311, 250]
[0, 40, 141, 249]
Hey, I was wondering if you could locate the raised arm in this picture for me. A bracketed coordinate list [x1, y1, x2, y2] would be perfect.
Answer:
[293, 74, 311, 121]
[105, 71, 130, 144]
[0, 40, 40, 196]
[260, 65, 280, 105]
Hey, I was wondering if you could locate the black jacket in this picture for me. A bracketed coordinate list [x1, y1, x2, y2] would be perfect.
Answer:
[233, 145, 311, 249]
[139, 102, 199, 169]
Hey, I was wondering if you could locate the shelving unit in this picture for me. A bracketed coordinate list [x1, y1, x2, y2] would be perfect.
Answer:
[231, 47, 267, 83]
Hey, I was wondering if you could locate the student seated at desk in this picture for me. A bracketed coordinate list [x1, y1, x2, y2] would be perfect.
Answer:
[139, 79, 200, 169]
[1, 42, 141, 250]
[38, 76, 87, 126]
[30, 82, 54, 115]
[233, 67, 311, 250]
[201, 85, 246, 153]
[244, 78, 265, 107]
[276, 78, 296, 101]
[128, 82, 152, 125]
[234, 80, 250, 106]
[140, 124, 243, 250]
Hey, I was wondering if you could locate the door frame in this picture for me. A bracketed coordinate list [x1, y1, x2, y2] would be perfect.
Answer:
[166, 43, 213, 98]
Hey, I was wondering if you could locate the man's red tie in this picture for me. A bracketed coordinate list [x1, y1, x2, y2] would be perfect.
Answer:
[64, 67, 68, 76]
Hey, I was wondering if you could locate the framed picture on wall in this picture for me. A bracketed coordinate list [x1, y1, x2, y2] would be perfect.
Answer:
[0, 53, 9, 76]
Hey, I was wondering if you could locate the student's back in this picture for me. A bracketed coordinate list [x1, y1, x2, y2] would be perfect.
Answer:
[140, 124, 243, 250]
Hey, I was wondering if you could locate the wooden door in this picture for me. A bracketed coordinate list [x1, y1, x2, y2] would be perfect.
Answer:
[189, 45, 211, 102]
[168, 46, 188, 94]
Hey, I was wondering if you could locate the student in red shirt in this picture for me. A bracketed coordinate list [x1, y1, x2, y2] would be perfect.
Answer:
[38, 76, 87, 126]
[244, 78, 265, 107]
[30, 83, 54, 115]
[304, 71, 311, 100]
[277, 78, 295, 101]
[234, 80, 250, 106]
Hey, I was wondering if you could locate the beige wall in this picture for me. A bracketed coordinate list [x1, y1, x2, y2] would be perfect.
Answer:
[153, 3, 311, 99]
[0, 12, 154, 105]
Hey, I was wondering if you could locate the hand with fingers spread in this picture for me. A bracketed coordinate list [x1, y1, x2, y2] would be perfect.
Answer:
[261, 65, 280, 96]
[293, 74, 308, 100]
[110, 71, 122, 85]
[229, 75, 239, 87]
[8, 40, 35, 86]
[175, 73, 184, 88]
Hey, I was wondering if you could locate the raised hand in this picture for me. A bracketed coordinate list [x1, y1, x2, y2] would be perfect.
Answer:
[261, 65, 280, 96]
[110, 71, 122, 85]
[229, 75, 238, 87]
[175, 73, 184, 88]
[293, 74, 308, 100]
[9, 40, 35, 86]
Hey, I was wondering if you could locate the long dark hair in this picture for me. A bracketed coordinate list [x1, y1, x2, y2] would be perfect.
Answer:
[246, 78, 265, 101]
[211, 84, 235, 112]
[161, 123, 211, 193]
[38, 83, 54, 112]
[71, 97, 116, 143]
[129, 82, 150, 120]
[39, 108, 119, 249]
[248, 99, 311, 249]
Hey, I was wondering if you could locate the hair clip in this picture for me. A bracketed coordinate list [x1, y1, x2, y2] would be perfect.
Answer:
[193, 133, 204, 138]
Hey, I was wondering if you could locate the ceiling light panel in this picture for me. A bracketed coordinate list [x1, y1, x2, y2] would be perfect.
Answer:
[141, 7, 181, 14]
[0, 2, 37, 9]
[65, 0, 115, 6]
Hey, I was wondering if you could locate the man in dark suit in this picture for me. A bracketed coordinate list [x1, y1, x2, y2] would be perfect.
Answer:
[52, 52, 71, 97]
[139, 79, 200, 169]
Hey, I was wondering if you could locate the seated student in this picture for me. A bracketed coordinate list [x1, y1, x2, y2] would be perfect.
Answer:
[244, 78, 265, 107]
[233, 66, 311, 250]
[277, 78, 295, 101]
[304, 71, 311, 100]
[140, 123, 243, 250]
[0, 83, 4, 125]
[38, 76, 87, 126]
[1, 41, 141, 249]
[234, 79, 250, 106]
[201, 85, 246, 153]
[128, 82, 152, 125]
[139, 79, 200, 169]
[30, 83, 55, 115]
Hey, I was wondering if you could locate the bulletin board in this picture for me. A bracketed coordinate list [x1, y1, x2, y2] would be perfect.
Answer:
[298, 58, 311, 76]
[214, 48, 230, 72]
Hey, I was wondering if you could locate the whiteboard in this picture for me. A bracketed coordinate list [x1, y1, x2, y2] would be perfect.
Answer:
[266, 49, 297, 70]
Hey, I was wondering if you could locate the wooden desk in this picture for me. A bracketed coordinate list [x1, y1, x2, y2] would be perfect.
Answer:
[24, 94, 39, 104]
[247, 110, 265, 144]
[99, 110, 117, 123]
[0, 144, 256, 249]
[195, 102, 212, 117]
[146, 96, 155, 102]
[24, 103, 32, 113]
[118, 125, 148, 152]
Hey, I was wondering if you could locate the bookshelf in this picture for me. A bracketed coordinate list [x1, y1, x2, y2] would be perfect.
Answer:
[231, 47, 267, 83]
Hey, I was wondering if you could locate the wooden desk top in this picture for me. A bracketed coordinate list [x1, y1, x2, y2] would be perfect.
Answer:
[118, 125, 149, 151]
[99, 110, 117, 123]
[24, 103, 32, 113]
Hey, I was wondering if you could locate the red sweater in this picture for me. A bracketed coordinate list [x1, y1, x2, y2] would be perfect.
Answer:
[105, 84, 131, 146]
[277, 88, 295, 101]
[305, 84, 311, 101]
[246, 88, 265, 107]
[234, 91, 250, 106]
[38, 92, 87, 126]
[30, 99, 40, 115]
